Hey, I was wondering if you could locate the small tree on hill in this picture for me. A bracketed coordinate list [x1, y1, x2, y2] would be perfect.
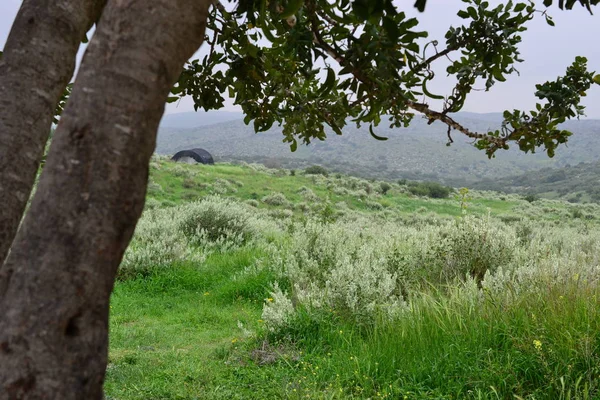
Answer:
[304, 165, 329, 176]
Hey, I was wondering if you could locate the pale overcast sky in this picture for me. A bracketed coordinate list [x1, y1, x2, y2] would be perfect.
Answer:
[1, 0, 598, 118]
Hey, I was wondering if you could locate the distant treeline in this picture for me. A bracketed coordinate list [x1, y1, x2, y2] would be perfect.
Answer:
[472, 161, 600, 203]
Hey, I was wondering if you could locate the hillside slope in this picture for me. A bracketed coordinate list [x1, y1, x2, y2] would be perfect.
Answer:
[106, 157, 600, 399]
[472, 160, 600, 203]
[144, 156, 599, 225]
[156, 112, 600, 185]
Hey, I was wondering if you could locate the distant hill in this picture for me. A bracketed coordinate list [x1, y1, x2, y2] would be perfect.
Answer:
[156, 111, 600, 186]
[472, 161, 600, 203]
[160, 111, 242, 129]
[452, 112, 504, 123]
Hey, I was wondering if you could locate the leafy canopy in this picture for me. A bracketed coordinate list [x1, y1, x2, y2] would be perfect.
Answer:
[5, 0, 596, 157]
[170, 0, 599, 158]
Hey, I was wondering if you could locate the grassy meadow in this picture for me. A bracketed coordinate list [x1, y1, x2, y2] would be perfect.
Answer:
[105, 156, 600, 399]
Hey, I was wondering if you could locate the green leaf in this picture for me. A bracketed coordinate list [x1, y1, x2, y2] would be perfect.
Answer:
[593, 74, 600, 85]
[403, 18, 419, 30]
[280, 0, 304, 18]
[492, 69, 506, 82]
[467, 6, 478, 19]
[369, 125, 388, 141]
[457, 10, 470, 18]
[318, 68, 337, 95]
[382, 16, 400, 41]
[422, 78, 444, 100]
[514, 3, 527, 12]
[258, 0, 277, 42]
[414, 0, 427, 12]
[352, 0, 370, 21]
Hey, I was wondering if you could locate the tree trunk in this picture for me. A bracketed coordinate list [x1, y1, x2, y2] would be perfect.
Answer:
[0, 0, 106, 265]
[0, 0, 210, 398]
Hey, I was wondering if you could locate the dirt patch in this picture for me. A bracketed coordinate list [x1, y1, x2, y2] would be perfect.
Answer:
[250, 340, 300, 365]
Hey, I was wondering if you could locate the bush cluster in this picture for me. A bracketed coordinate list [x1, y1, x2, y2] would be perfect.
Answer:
[304, 165, 329, 176]
[407, 181, 452, 198]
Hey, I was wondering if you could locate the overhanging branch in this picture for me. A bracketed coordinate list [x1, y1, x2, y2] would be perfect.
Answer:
[406, 100, 506, 147]
[305, 8, 505, 148]
[411, 45, 459, 75]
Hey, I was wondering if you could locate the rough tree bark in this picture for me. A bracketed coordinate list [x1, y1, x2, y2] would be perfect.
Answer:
[0, 0, 106, 265]
[0, 0, 211, 398]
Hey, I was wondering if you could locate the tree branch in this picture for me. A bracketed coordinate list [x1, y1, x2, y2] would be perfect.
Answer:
[411, 45, 459, 74]
[213, 0, 226, 13]
[305, 8, 505, 148]
[406, 100, 506, 147]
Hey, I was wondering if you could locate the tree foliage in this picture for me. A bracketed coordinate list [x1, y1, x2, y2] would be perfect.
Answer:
[165, 0, 600, 158]
[5, 1, 597, 158]
[24, 0, 598, 157]
[407, 180, 452, 199]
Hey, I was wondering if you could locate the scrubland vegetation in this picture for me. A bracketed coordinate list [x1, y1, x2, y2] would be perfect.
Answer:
[156, 116, 600, 191]
[106, 156, 600, 399]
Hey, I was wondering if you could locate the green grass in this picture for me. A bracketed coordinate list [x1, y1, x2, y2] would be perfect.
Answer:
[107, 249, 293, 399]
[268, 285, 600, 399]
[146, 159, 532, 220]
[107, 248, 343, 399]
[108, 260, 600, 399]
[106, 158, 600, 399]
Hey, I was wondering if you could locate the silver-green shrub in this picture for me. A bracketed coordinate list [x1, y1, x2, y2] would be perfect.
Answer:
[297, 187, 319, 202]
[120, 207, 204, 278]
[262, 219, 426, 329]
[121, 196, 282, 277]
[212, 178, 236, 194]
[425, 214, 517, 283]
[269, 209, 294, 219]
[171, 165, 197, 179]
[144, 198, 162, 210]
[261, 192, 288, 206]
[261, 214, 528, 331]
[365, 200, 384, 210]
[179, 196, 272, 246]
[147, 178, 163, 195]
